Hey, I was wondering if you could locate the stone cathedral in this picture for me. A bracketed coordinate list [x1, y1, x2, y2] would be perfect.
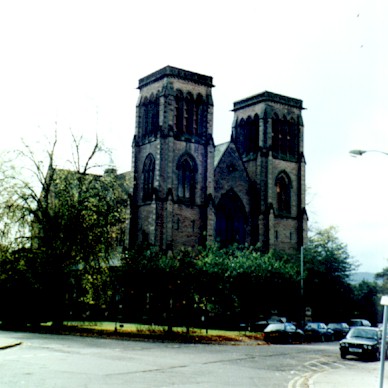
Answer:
[130, 65, 308, 253]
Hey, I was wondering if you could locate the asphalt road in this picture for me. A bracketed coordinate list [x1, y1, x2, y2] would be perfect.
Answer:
[0, 330, 352, 387]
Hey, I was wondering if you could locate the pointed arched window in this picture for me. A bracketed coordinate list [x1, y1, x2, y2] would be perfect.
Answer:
[272, 113, 299, 161]
[139, 95, 159, 141]
[245, 115, 260, 155]
[235, 118, 246, 155]
[215, 189, 247, 247]
[288, 117, 299, 157]
[275, 172, 292, 215]
[195, 94, 206, 137]
[176, 153, 197, 203]
[272, 112, 281, 158]
[185, 92, 195, 135]
[175, 90, 184, 133]
[142, 154, 155, 201]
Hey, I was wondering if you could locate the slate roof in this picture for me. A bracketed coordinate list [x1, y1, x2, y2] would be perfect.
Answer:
[214, 141, 230, 167]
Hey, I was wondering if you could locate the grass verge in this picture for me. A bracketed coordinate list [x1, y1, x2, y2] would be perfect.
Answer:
[34, 321, 266, 345]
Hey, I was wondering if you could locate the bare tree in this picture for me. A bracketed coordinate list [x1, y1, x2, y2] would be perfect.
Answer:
[0, 133, 131, 325]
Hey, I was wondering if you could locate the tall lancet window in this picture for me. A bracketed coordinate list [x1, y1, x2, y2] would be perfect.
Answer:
[142, 154, 155, 201]
[176, 153, 197, 203]
[275, 172, 292, 215]
[175, 90, 185, 133]
[195, 94, 206, 136]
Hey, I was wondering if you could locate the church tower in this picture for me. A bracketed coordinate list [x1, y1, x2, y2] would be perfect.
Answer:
[130, 66, 215, 251]
[231, 91, 307, 252]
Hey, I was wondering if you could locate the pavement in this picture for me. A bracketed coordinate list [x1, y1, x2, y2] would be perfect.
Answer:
[309, 360, 388, 388]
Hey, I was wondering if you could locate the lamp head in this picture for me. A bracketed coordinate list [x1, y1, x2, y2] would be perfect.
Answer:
[349, 149, 366, 156]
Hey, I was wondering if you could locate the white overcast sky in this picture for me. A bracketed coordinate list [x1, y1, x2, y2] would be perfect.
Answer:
[0, 0, 387, 273]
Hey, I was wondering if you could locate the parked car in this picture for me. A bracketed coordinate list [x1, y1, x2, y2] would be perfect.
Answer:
[304, 322, 334, 342]
[251, 316, 287, 332]
[264, 322, 304, 344]
[348, 319, 371, 328]
[327, 322, 350, 340]
[339, 326, 387, 361]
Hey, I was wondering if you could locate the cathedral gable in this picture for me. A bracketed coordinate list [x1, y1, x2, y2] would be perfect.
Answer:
[214, 142, 250, 212]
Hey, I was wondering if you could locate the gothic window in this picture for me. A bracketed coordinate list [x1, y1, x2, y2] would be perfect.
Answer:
[272, 113, 299, 161]
[175, 92, 207, 138]
[150, 95, 159, 136]
[235, 118, 246, 155]
[280, 115, 289, 158]
[185, 92, 194, 135]
[271, 113, 281, 158]
[142, 154, 155, 201]
[288, 118, 299, 157]
[140, 95, 159, 141]
[216, 189, 247, 247]
[275, 172, 291, 215]
[234, 115, 260, 156]
[245, 114, 260, 155]
[195, 94, 206, 136]
[176, 153, 197, 203]
[175, 90, 184, 133]
[140, 97, 148, 140]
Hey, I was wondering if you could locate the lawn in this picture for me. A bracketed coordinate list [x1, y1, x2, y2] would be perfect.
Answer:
[54, 321, 265, 344]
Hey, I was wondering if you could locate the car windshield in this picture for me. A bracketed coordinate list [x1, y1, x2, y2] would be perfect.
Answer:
[306, 323, 326, 329]
[328, 323, 345, 329]
[348, 328, 379, 340]
[350, 319, 371, 327]
[265, 323, 285, 332]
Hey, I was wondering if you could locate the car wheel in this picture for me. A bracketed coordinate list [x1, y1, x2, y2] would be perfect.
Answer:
[321, 335, 325, 342]
[340, 351, 347, 359]
[375, 350, 381, 361]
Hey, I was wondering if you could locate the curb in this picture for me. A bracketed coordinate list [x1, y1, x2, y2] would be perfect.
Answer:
[0, 342, 22, 350]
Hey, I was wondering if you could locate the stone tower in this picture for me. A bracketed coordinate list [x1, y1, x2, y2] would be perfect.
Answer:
[130, 66, 215, 251]
[230, 91, 307, 251]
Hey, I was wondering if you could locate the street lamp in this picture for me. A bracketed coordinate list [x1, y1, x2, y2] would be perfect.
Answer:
[350, 149, 388, 157]
[350, 148, 388, 387]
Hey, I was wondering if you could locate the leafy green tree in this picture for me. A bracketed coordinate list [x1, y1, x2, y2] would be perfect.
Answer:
[303, 226, 357, 322]
[121, 227, 359, 330]
[372, 266, 388, 323]
[195, 244, 300, 327]
[121, 243, 300, 331]
[121, 243, 195, 332]
[352, 280, 380, 324]
[375, 267, 388, 296]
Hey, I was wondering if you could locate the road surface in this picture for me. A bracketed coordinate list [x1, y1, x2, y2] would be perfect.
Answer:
[0, 330, 366, 387]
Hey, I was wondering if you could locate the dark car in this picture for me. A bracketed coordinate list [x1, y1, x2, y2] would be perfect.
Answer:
[339, 327, 387, 361]
[304, 322, 334, 342]
[264, 322, 304, 344]
[327, 322, 350, 340]
[348, 319, 372, 328]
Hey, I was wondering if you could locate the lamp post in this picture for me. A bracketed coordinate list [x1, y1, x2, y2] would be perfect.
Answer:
[350, 148, 388, 387]
[301, 246, 304, 325]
